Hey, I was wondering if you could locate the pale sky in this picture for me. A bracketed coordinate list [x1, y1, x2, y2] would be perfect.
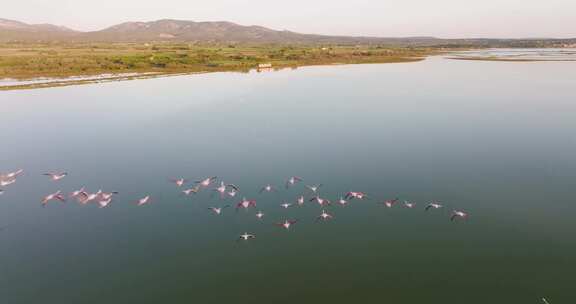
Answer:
[3, 0, 575, 38]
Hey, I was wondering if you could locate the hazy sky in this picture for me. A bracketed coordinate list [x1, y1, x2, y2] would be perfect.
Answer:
[3, 0, 575, 38]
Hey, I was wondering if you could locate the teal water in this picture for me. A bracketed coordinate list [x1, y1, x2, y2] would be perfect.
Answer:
[1, 56, 575, 303]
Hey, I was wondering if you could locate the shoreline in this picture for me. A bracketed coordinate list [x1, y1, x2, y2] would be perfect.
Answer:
[0, 57, 425, 91]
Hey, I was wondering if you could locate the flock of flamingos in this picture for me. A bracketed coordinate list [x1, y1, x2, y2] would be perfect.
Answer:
[1, 169, 469, 240]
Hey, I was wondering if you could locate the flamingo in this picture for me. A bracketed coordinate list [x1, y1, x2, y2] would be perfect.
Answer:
[259, 184, 276, 194]
[382, 198, 399, 208]
[256, 211, 265, 219]
[100, 191, 119, 201]
[196, 176, 217, 188]
[276, 219, 298, 230]
[183, 185, 200, 196]
[0, 178, 16, 187]
[296, 195, 305, 206]
[280, 202, 293, 209]
[337, 197, 349, 206]
[137, 196, 151, 206]
[98, 198, 112, 208]
[4, 169, 23, 179]
[69, 187, 85, 198]
[78, 190, 102, 204]
[237, 232, 255, 241]
[451, 210, 468, 221]
[404, 201, 415, 208]
[170, 178, 187, 187]
[309, 195, 331, 206]
[306, 184, 322, 193]
[344, 191, 368, 200]
[42, 191, 65, 206]
[43, 172, 68, 181]
[236, 198, 256, 210]
[208, 205, 229, 215]
[285, 176, 303, 188]
[425, 202, 443, 211]
[317, 210, 333, 221]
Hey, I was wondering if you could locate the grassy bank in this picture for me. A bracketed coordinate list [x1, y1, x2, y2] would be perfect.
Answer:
[0, 43, 434, 89]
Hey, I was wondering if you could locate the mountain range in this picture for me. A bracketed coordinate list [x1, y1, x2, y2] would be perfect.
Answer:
[1, 18, 574, 46]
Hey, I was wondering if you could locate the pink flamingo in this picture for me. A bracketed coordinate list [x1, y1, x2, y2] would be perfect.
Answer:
[196, 176, 217, 188]
[208, 205, 230, 215]
[236, 198, 256, 210]
[276, 219, 298, 230]
[42, 191, 66, 206]
[285, 176, 303, 188]
[316, 210, 334, 222]
[237, 232, 255, 241]
[451, 210, 468, 221]
[344, 191, 368, 200]
[425, 202, 443, 211]
[43, 172, 68, 181]
[137, 196, 151, 206]
[256, 211, 265, 219]
[309, 195, 331, 206]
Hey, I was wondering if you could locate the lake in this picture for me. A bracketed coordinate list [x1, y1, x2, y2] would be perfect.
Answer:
[1, 53, 575, 303]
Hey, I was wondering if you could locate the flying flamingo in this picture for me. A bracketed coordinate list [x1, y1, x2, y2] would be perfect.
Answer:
[98, 198, 112, 208]
[259, 184, 276, 194]
[100, 191, 119, 201]
[4, 169, 23, 179]
[208, 205, 230, 215]
[425, 202, 443, 211]
[337, 197, 349, 206]
[316, 210, 334, 222]
[382, 198, 399, 208]
[309, 195, 331, 206]
[137, 196, 151, 206]
[183, 185, 200, 196]
[344, 191, 368, 200]
[0, 178, 16, 187]
[237, 232, 255, 241]
[285, 176, 303, 188]
[256, 211, 265, 219]
[404, 201, 415, 208]
[170, 178, 187, 187]
[43, 172, 68, 181]
[236, 198, 256, 210]
[196, 176, 217, 188]
[280, 202, 293, 209]
[296, 195, 305, 206]
[78, 190, 102, 205]
[306, 184, 322, 193]
[451, 210, 468, 221]
[42, 191, 66, 206]
[276, 219, 298, 230]
[69, 187, 85, 198]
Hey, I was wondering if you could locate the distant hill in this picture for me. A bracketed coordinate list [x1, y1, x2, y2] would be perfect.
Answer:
[1, 18, 575, 47]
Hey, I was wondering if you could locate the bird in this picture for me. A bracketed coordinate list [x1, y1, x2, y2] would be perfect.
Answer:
[78, 190, 102, 205]
[69, 187, 85, 198]
[213, 181, 227, 198]
[227, 188, 238, 198]
[276, 219, 298, 230]
[0, 178, 16, 187]
[285, 176, 303, 188]
[259, 184, 276, 194]
[344, 191, 368, 200]
[316, 210, 334, 222]
[4, 169, 23, 179]
[296, 195, 305, 206]
[196, 176, 217, 188]
[306, 184, 322, 193]
[237, 232, 255, 241]
[451, 210, 468, 221]
[42, 191, 66, 206]
[170, 178, 187, 187]
[425, 202, 443, 211]
[43, 172, 68, 181]
[137, 196, 151, 206]
[309, 195, 331, 206]
[280, 202, 293, 209]
[100, 191, 119, 201]
[208, 205, 229, 215]
[404, 201, 415, 208]
[182, 185, 200, 196]
[337, 197, 349, 206]
[214, 182, 238, 199]
[256, 211, 265, 219]
[98, 198, 112, 208]
[382, 198, 399, 208]
[236, 198, 256, 210]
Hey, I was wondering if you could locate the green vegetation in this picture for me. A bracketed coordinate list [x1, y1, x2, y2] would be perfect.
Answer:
[0, 43, 434, 82]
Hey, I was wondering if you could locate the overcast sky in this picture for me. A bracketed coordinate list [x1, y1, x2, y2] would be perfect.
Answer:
[3, 0, 575, 38]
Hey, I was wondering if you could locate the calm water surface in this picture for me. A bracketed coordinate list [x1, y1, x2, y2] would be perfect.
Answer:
[1, 55, 575, 303]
